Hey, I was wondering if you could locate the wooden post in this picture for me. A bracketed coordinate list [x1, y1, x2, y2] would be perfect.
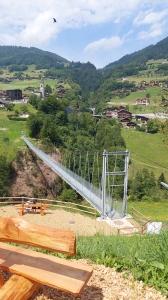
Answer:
[0, 274, 40, 300]
[20, 202, 24, 216]
[40, 204, 44, 216]
[0, 272, 4, 287]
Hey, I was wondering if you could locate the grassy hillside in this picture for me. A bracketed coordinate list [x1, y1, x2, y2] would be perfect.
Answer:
[122, 128, 168, 180]
[0, 104, 35, 160]
[0, 65, 59, 94]
[127, 201, 168, 223]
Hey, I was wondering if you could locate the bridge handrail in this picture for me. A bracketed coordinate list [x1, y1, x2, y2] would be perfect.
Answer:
[131, 206, 151, 231]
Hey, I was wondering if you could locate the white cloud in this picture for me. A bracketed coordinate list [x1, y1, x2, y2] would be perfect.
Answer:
[84, 36, 123, 53]
[134, 9, 168, 26]
[1, 0, 168, 67]
[137, 20, 166, 40]
[84, 29, 134, 54]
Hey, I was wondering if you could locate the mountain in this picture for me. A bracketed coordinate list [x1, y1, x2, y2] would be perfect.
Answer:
[104, 36, 168, 70]
[0, 46, 69, 69]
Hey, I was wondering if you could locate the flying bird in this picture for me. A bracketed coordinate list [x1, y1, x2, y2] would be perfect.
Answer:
[53, 18, 57, 23]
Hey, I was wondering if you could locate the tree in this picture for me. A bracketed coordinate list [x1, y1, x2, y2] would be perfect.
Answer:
[129, 168, 156, 200]
[20, 104, 28, 113]
[26, 114, 43, 138]
[158, 172, 166, 188]
[28, 94, 40, 109]
[45, 84, 52, 94]
[0, 155, 13, 196]
[147, 119, 160, 133]
[60, 188, 78, 202]
[40, 117, 62, 146]
[5, 103, 14, 111]
[146, 92, 151, 98]
[39, 95, 65, 115]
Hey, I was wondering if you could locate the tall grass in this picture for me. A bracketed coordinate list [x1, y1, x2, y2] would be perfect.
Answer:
[76, 231, 168, 296]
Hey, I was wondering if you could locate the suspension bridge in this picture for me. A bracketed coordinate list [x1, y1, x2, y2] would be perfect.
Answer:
[22, 136, 130, 219]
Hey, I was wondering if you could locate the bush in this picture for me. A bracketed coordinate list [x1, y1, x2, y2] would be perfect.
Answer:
[60, 189, 77, 202]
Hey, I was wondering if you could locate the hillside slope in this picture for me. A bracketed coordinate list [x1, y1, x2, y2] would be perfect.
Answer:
[105, 36, 168, 69]
[0, 45, 69, 68]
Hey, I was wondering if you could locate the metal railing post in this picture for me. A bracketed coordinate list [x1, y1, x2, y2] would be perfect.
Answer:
[122, 149, 129, 217]
[101, 149, 107, 219]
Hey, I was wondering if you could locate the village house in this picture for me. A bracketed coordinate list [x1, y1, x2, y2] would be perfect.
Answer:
[135, 98, 150, 105]
[135, 115, 149, 124]
[150, 80, 155, 86]
[126, 121, 136, 129]
[103, 107, 118, 118]
[119, 118, 131, 126]
[117, 109, 132, 120]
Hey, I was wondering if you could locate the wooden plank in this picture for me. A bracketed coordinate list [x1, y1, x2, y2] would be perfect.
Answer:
[0, 242, 93, 296]
[0, 272, 4, 287]
[0, 216, 76, 255]
[0, 274, 40, 300]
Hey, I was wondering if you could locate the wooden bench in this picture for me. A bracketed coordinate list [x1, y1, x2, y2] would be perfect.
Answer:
[15, 203, 50, 216]
[0, 216, 93, 299]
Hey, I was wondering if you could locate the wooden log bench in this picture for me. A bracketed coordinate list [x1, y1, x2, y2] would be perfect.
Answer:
[15, 203, 50, 216]
[0, 216, 93, 299]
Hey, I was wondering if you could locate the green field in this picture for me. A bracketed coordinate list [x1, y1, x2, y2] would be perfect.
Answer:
[0, 78, 58, 95]
[0, 64, 46, 78]
[122, 129, 168, 180]
[127, 201, 168, 223]
[0, 104, 36, 160]
[109, 86, 163, 109]
[0, 65, 59, 95]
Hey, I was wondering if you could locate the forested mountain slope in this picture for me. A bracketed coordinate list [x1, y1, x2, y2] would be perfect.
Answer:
[104, 36, 168, 70]
[0, 46, 69, 69]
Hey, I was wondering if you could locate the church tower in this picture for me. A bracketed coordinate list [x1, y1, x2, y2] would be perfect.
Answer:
[40, 76, 45, 99]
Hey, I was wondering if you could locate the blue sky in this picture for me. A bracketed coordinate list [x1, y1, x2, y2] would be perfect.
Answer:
[1, 0, 168, 68]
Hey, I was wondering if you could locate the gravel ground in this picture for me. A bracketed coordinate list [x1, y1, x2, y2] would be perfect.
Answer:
[0, 205, 118, 236]
[0, 206, 167, 300]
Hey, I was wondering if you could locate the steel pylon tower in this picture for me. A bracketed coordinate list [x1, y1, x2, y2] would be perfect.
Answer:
[101, 149, 130, 219]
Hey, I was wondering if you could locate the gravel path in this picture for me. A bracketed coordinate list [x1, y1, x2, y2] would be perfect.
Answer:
[0, 206, 166, 300]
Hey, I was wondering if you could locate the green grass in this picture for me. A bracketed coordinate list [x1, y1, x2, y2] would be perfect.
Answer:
[110, 86, 163, 108]
[0, 104, 36, 160]
[127, 201, 168, 223]
[121, 129, 168, 180]
[75, 231, 168, 297]
[0, 78, 58, 95]
[0, 65, 46, 78]
[0, 64, 60, 94]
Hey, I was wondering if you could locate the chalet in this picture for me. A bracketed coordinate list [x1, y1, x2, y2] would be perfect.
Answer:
[102, 107, 118, 118]
[135, 115, 149, 123]
[135, 98, 150, 105]
[150, 80, 155, 86]
[141, 80, 146, 86]
[119, 118, 131, 125]
[117, 109, 132, 120]
[126, 122, 136, 129]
